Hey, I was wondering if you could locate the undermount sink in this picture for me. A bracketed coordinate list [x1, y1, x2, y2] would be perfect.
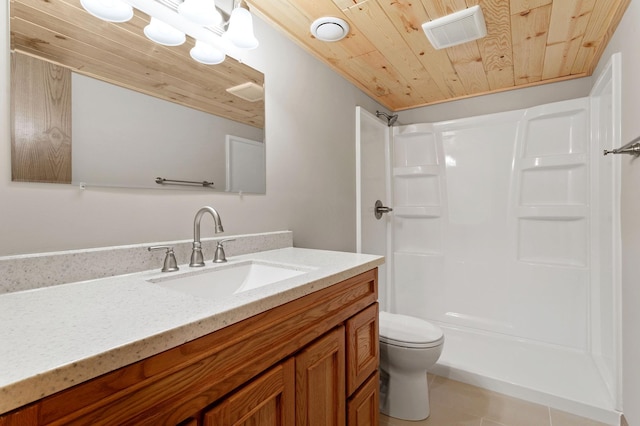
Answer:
[148, 260, 312, 300]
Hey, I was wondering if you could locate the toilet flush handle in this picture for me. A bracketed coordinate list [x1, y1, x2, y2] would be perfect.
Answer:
[374, 200, 393, 220]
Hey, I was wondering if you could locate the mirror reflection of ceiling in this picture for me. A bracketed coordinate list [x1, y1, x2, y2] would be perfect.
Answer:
[10, 0, 264, 129]
[249, 0, 629, 111]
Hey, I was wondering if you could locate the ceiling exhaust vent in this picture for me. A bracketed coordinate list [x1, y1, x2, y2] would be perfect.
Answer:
[421, 5, 487, 50]
[226, 82, 264, 102]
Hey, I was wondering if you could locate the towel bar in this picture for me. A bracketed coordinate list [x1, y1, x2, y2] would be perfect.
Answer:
[604, 136, 640, 156]
[155, 177, 214, 187]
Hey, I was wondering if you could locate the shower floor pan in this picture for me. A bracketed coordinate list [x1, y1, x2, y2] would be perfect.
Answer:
[430, 325, 620, 425]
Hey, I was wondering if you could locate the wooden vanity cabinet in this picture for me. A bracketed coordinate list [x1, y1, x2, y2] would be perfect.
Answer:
[347, 372, 380, 426]
[346, 304, 380, 426]
[0, 269, 379, 426]
[202, 306, 379, 426]
[294, 327, 346, 426]
[203, 358, 296, 425]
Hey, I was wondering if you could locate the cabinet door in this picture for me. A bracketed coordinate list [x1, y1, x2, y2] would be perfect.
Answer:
[296, 326, 346, 426]
[346, 303, 379, 395]
[203, 358, 295, 426]
[348, 372, 379, 426]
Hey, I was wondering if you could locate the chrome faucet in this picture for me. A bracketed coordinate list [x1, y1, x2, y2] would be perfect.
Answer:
[189, 206, 224, 267]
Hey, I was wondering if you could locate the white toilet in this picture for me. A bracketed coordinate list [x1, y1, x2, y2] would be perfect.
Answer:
[379, 311, 444, 421]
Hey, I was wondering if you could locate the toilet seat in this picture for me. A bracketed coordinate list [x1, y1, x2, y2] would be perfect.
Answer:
[379, 311, 444, 349]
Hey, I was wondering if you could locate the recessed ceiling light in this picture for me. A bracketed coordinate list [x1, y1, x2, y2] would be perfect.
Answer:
[310, 17, 350, 42]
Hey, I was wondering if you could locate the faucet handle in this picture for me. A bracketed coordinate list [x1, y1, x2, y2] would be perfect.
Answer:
[148, 246, 179, 272]
[213, 239, 235, 263]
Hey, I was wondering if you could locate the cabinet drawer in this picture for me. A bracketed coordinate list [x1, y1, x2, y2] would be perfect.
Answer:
[347, 371, 380, 426]
[203, 358, 295, 425]
[346, 303, 379, 395]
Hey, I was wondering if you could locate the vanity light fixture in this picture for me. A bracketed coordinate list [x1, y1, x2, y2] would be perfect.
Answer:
[190, 40, 225, 64]
[144, 17, 186, 46]
[79, 0, 259, 65]
[178, 0, 223, 26]
[80, 0, 133, 22]
[223, 6, 259, 49]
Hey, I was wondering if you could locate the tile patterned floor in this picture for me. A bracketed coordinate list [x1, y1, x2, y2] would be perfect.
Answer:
[379, 375, 613, 426]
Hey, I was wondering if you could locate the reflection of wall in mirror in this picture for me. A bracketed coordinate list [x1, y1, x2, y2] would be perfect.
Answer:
[71, 73, 264, 191]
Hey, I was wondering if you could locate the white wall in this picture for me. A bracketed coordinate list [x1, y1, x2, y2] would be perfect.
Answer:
[0, 0, 382, 256]
[595, 1, 640, 424]
[397, 77, 592, 124]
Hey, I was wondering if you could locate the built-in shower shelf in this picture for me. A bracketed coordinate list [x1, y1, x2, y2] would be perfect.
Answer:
[520, 153, 587, 170]
[394, 123, 435, 135]
[517, 205, 587, 220]
[393, 165, 440, 177]
[395, 250, 443, 257]
[394, 205, 442, 218]
[516, 254, 587, 267]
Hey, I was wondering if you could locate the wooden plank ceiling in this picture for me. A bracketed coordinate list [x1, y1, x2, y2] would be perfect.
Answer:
[248, 0, 630, 111]
[10, 0, 630, 116]
[10, 0, 265, 129]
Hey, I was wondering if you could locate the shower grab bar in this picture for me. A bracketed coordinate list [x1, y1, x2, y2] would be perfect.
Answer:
[155, 177, 214, 187]
[603, 136, 640, 156]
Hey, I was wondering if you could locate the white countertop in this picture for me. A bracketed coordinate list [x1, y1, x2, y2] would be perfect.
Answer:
[0, 247, 383, 414]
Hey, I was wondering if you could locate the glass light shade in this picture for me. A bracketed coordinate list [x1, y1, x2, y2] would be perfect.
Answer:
[223, 7, 259, 49]
[80, 0, 133, 23]
[178, 0, 223, 27]
[144, 17, 186, 46]
[190, 40, 225, 65]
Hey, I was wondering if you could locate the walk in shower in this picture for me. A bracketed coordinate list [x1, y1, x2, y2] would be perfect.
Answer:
[357, 55, 622, 424]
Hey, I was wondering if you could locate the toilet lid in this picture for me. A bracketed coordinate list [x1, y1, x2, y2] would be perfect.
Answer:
[379, 311, 444, 348]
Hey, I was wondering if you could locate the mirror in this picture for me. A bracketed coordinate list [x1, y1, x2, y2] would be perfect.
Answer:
[10, 0, 266, 193]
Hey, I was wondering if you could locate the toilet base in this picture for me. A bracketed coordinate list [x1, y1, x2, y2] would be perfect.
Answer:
[379, 367, 431, 421]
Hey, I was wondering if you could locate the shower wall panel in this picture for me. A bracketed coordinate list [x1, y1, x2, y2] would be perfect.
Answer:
[392, 99, 592, 350]
[356, 107, 391, 311]
[589, 54, 621, 407]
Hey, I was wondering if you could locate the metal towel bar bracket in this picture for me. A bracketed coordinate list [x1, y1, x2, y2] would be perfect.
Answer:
[155, 177, 214, 187]
[604, 136, 640, 157]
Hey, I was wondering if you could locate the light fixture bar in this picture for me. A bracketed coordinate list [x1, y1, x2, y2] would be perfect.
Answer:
[122, 0, 244, 59]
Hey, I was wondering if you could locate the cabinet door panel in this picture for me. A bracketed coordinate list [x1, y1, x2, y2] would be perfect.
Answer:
[203, 358, 295, 426]
[348, 372, 379, 426]
[296, 326, 346, 426]
[346, 303, 379, 395]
